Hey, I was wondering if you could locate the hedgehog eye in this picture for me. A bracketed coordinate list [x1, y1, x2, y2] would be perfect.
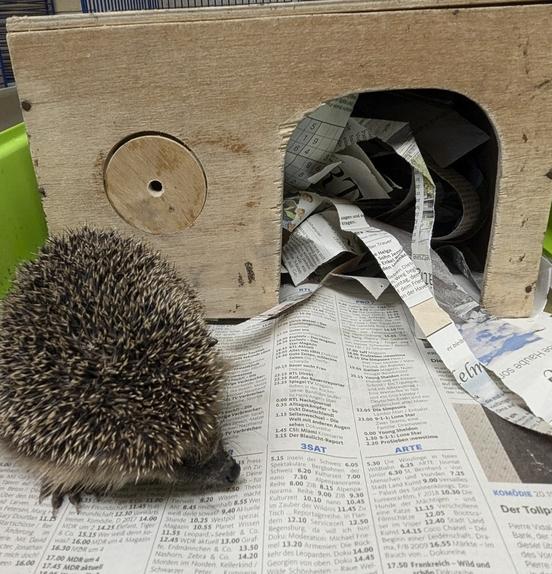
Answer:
[180, 429, 222, 467]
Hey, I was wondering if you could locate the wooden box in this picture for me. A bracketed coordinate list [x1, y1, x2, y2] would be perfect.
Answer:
[7, 0, 552, 318]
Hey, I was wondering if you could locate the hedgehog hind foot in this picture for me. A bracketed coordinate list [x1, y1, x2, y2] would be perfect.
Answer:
[39, 482, 89, 516]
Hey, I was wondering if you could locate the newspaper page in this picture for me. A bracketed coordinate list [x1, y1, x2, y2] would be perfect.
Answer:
[280, 97, 550, 438]
[282, 211, 362, 285]
[281, 191, 552, 435]
[2, 284, 552, 574]
[284, 95, 358, 191]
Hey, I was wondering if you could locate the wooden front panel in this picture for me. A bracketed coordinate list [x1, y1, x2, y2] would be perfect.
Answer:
[8, 2, 552, 317]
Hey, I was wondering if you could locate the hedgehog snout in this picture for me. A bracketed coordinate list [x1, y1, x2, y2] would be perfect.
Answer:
[207, 448, 241, 486]
[173, 444, 241, 488]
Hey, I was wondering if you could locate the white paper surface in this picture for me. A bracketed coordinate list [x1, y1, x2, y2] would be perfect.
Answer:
[282, 210, 361, 285]
[336, 117, 437, 290]
[2, 285, 552, 574]
[310, 150, 392, 201]
[284, 95, 358, 190]
[279, 190, 552, 435]
[428, 163, 481, 242]
[277, 87, 549, 430]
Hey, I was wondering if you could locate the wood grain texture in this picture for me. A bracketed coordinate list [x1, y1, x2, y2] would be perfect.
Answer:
[104, 134, 207, 235]
[7, 1, 552, 317]
[7, 0, 549, 32]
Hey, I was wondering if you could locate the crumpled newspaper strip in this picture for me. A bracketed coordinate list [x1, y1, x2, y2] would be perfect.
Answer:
[341, 216, 552, 423]
[428, 163, 481, 242]
[284, 95, 358, 190]
[247, 257, 390, 326]
[282, 211, 363, 285]
[280, 96, 552, 433]
[285, 110, 437, 293]
[335, 117, 436, 291]
[276, 192, 552, 435]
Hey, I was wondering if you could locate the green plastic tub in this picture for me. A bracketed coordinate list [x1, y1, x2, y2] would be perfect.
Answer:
[0, 123, 47, 299]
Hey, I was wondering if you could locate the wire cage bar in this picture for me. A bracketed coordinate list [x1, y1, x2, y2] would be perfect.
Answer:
[81, 0, 160, 10]
[0, 1, 55, 88]
[81, 0, 295, 12]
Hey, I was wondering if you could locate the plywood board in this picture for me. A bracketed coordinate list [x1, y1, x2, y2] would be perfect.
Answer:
[8, 0, 549, 31]
[7, 1, 552, 317]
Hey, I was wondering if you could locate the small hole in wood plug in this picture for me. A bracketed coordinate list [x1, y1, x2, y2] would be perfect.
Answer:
[147, 179, 164, 198]
[21, 100, 32, 112]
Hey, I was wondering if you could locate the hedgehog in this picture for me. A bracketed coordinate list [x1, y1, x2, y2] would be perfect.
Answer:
[0, 227, 240, 512]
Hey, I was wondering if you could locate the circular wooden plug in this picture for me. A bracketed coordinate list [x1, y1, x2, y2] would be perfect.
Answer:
[104, 134, 207, 235]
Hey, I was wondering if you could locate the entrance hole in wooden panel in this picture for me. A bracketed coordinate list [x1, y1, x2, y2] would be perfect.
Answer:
[282, 89, 499, 276]
[103, 132, 207, 235]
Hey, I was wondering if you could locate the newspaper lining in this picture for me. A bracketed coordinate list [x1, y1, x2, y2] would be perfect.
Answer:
[280, 96, 552, 434]
[2, 285, 552, 574]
